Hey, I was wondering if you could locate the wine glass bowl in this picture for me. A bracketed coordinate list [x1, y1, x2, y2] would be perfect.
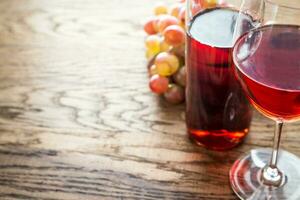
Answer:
[233, 24, 300, 122]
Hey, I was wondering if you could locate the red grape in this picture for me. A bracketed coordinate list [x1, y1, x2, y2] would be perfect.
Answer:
[157, 15, 179, 33]
[163, 25, 185, 46]
[149, 75, 169, 94]
[144, 16, 159, 35]
[173, 66, 186, 86]
[170, 44, 185, 57]
[164, 84, 185, 104]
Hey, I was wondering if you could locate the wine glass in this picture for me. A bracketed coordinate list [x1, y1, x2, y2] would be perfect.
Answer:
[230, 0, 300, 199]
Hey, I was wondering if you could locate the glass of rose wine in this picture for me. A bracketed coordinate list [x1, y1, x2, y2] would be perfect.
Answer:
[185, 0, 255, 151]
[230, 0, 300, 199]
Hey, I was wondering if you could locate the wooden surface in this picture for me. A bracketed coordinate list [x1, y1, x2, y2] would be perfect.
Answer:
[0, 0, 299, 199]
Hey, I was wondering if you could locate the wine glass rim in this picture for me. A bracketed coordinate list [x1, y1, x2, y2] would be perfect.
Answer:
[264, 0, 300, 10]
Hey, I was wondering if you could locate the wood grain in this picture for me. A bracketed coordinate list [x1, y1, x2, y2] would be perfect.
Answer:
[0, 0, 299, 199]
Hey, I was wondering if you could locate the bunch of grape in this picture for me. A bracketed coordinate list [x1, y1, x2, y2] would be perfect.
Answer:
[143, 1, 187, 104]
[143, 0, 219, 104]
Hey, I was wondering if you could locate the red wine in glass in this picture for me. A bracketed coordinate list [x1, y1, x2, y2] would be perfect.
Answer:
[186, 7, 254, 150]
[234, 24, 300, 121]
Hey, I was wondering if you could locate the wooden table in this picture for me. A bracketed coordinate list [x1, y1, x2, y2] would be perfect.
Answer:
[0, 0, 299, 199]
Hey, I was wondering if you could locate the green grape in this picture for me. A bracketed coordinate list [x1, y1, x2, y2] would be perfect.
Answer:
[178, 7, 186, 25]
[154, 3, 168, 15]
[160, 38, 171, 52]
[146, 49, 158, 60]
[155, 52, 179, 76]
[145, 35, 161, 54]
[149, 64, 158, 76]
[168, 54, 180, 74]
[157, 62, 172, 76]
[170, 3, 183, 18]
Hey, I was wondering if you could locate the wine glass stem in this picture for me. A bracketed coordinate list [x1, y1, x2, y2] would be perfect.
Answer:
[270, 121, 283, 167]
[262, 120, 284, 186]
